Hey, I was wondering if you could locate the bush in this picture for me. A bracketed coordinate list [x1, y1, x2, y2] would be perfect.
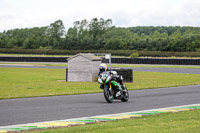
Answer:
[129, 53, 139, 58]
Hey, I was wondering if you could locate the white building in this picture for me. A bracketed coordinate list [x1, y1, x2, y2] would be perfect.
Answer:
[67, 53, 102, 82]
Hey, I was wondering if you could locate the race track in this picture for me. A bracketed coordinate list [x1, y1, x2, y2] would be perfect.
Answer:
[0, 85, 200, 126]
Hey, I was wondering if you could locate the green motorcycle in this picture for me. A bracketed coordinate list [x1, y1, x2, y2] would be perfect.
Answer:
[98, 71, 129, 103]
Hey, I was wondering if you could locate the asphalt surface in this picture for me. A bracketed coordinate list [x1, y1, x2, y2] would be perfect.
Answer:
[0, 85, 200, 126]
[0, 64, 200, 74]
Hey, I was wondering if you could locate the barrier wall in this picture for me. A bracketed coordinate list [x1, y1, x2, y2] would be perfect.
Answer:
[66, 68, 133, 83]
[112, 68, 133, 82]
[102, 58, 200, 65]
[1, 56, 200, 65]
[0, 56, 67, 62]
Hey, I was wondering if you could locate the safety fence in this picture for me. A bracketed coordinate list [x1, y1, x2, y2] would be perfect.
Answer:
[112, 68, 133, 82]
[102, 58, 200, 65]
[0, 56, 200, 65]
[0, 56, 67, 62]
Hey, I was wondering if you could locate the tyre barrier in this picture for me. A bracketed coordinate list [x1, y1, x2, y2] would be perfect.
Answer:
[0, 56, 68, 62]
[66, 68, 68, 82]
[0, 56, 200, 65]
[112, 68, 133, 82]
[102, 58, 200, 65]
[66, 68, 133, 82]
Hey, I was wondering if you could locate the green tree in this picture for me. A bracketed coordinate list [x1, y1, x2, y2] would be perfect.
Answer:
[64, 18, 112, 50]
[104, 27, 133, 50]
[88, 18, 112, 49]
[47, 20, 65, 48]
[129, 33, 141, 50]
[167, 30, 183, 51]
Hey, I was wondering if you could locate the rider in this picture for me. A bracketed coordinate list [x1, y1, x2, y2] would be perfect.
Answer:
[98, 63, 125, 90]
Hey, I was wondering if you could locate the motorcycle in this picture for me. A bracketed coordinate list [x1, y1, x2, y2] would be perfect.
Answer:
[98, 70, 129, 103]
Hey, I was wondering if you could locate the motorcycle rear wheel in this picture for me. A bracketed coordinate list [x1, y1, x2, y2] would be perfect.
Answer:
[121, 87, 129, 102]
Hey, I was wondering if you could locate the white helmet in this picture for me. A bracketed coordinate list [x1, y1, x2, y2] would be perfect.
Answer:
[99, 63, 107, 72]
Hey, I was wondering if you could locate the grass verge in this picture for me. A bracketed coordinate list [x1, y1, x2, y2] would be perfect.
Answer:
[0, 67, 200, 99]
[27, 109, 200, 133]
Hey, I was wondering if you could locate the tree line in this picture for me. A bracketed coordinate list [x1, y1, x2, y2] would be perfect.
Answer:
[0, 18, 200, 52]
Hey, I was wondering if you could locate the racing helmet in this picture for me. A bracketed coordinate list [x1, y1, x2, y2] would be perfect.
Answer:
[99, 63, 107, 72]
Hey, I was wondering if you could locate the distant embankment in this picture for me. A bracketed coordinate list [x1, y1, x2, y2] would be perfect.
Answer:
[0, 56, 200, 65]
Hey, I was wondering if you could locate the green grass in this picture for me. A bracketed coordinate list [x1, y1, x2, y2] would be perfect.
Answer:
[27, 109, 200, 133]
[0, 67, 200, 99]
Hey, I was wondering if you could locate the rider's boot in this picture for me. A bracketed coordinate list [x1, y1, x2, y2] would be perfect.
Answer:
[121, 83, 125, 90]
[121, 84, 127, 93]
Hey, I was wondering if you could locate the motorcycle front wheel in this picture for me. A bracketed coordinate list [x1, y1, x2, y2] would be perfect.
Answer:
[103, 85, 114, 103]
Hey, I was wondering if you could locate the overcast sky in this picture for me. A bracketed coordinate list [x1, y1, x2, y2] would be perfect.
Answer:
[0, 0, 200, 32]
